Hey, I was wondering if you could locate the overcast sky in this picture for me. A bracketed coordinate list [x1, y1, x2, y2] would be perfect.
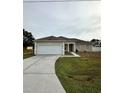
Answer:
[24, 1, 100, 41]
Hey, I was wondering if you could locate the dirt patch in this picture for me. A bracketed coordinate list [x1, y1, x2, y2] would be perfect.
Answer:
[78, 52, 101, 58]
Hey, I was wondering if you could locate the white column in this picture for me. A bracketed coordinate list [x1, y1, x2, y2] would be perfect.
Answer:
[67, 43, 69, 52]
[62, 42, 65, 55]
[74, 43, 76, 52]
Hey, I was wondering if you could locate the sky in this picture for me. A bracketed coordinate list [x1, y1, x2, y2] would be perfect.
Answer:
[23, 1, 100, 41]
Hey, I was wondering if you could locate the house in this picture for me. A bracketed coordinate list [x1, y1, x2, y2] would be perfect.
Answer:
[34, 36, 92, 55]
[90, 39, 101, 47]
[90, 39, 101, 52]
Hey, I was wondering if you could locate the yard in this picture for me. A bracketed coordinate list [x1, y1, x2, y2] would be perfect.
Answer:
[55, 52, 101, 93]
[23, 48, 34, 59]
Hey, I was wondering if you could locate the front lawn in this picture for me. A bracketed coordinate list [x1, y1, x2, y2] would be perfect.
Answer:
[55, 57, 101, 93]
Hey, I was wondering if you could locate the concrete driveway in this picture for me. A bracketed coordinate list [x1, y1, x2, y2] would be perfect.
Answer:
[23, 55, 66, 93]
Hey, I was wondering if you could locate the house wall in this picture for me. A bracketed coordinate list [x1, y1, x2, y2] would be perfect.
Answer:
[34, 41, 95, 55]
[76, 44, 92, 52]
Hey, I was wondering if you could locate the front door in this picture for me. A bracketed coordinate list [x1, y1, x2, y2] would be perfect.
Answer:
[69, 44, 74, 52]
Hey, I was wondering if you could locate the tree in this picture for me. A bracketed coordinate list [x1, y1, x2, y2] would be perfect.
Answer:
[23, 29, 35, 48]
[90, 39, 101, 47]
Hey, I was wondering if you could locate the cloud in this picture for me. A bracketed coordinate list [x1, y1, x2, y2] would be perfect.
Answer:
[24, 1, 100, 40]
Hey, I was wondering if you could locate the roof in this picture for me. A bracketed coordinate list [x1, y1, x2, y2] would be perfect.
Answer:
[36, 36, 68, 41]
[35, 36, 91, 45]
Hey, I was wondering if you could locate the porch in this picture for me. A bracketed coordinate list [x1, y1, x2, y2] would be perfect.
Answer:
[64, 43, 76, 53]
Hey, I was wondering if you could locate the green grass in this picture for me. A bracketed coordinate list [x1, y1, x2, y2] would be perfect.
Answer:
[55, 57, 101, 93]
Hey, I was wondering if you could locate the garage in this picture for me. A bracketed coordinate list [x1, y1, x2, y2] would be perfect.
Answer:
[36, 43, 63, 55]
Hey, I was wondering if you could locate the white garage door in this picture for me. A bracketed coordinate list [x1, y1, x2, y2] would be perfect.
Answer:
[37, 45, 63, 54]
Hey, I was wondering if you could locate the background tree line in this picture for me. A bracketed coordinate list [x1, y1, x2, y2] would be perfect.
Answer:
[23, 29, 35, 48]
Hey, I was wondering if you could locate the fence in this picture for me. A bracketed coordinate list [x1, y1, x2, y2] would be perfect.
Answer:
[92, 47, 101, 52]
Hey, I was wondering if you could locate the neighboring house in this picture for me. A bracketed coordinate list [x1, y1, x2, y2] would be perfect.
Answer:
[34, 36, 92, 55]
[90, 39, 101, 47]
[90, 39, 101, 52]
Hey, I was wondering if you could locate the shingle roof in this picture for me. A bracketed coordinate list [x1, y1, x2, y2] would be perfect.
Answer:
[36, 36, 68, 41]
[35, 36, 91, 45]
